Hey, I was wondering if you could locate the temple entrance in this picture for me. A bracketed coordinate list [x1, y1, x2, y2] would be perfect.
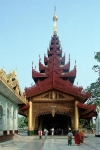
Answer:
[38, 114, 71, 135]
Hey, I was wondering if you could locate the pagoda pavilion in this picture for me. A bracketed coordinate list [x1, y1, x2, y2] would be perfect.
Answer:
[19, 12, 97, 135]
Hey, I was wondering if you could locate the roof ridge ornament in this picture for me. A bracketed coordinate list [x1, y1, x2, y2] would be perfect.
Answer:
[53, 7, 58, 36]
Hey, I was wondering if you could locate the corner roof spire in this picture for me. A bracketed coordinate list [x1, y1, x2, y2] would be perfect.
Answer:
[53, 7, 58, 35]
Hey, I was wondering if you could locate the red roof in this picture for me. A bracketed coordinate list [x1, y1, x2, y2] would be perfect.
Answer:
[25, 35, 90, 102]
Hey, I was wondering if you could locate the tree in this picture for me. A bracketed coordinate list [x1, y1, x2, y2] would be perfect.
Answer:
[18, 116, 28, 129]
[85, 52, 100, 113]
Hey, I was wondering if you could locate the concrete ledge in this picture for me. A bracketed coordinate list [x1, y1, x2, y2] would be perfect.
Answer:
[0, 134, 14, 142]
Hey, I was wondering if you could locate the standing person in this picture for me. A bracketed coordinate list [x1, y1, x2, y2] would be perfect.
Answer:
[38, 129, 43, 139]
[67, 130, 73, 145]
[61, 129, 63, 135]
[74, 130, 80, 146]
[79, 130, 84, 144]
[91, 128, 94, 133]
[51, 127, 54, 135]
[44, 128, 48, 139]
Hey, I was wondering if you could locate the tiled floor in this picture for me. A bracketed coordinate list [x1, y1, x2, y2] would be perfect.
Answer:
[0, 134, 99, 150]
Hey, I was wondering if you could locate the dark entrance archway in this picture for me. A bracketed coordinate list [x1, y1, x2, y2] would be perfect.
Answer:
[38, 114, 71, 135]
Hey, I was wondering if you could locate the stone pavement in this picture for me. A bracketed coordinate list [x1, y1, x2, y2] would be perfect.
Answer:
[0, 134, 99, 150]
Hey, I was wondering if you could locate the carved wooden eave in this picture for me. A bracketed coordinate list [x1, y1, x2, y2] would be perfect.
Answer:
[77, 102, 96, 111]
[18, 109, 28, 117]
[0, 68, 27, 104]
[48, 49, 62, 56]
[39, 62, 46, 71]
[44, 55, 49, 64]
[59, 55, 65, 64]
[32, 69, 47, 78]
[25, 75, 90, 100]
[60, 61, 70, 71]
[77, 102, 97, 119]
[60, 66, 76, 77]
[32, 102, 74, 118]
[49, 44, 60, 50]
[19, 103, 30, 111]
[80, 112, 97, 119]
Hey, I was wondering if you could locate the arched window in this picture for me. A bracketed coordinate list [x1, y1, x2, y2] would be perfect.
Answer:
[0, 105, 3, 120]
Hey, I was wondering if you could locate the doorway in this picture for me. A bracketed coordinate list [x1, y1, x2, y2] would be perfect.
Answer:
[38, 114, 71, 135]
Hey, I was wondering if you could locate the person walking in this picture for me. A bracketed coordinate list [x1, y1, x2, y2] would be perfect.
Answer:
[74, 130, 81, 146]
[44, 128, 49, 139]
[38, 129, 43, 139]
[79, 130, 84, 144]
[67, 130, 73, 145]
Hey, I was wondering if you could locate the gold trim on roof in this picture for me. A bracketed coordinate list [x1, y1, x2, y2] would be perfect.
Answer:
[0, 68, 27, 104]
[53, 7, 58, 35]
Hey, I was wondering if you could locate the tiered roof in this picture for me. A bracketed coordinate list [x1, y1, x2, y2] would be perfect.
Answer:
[23, 11, 98, 119]
[32, 35, 76, 84]
[25, 12, 91, 102]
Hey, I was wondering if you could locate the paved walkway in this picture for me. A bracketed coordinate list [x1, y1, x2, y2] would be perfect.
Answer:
[0, 134, 99, 150]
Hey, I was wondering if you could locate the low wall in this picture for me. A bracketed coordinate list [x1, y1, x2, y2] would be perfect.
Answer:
[0, 134, 14, 142]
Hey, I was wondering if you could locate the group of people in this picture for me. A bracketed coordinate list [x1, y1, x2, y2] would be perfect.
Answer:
[38, 127, 54, 139]
[38, 128, 48, 139]
[67, 130, 84, 146]
[38, 127, 85, 146]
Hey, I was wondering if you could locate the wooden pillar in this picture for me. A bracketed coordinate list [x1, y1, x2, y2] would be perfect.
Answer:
[74, 101, 79, 130]
[28, 100, 34, 135]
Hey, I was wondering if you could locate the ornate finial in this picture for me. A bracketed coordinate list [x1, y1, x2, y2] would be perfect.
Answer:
[2, 67, 5, 72]
[39, 55, 41, 62]
[54, 6, 56, 13]
[53, 7, 58, 35]
[13, 69, 17, 76]
[69, 54, 70, 61]
[32, 61, 33, 68]
[39, 58, 40, 62]
[75, 60, 76, 66]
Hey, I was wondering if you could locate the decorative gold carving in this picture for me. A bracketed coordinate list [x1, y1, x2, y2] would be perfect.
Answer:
[0, 68, 27, 103]
[52, 91, 57, 99]
[0, 68, 7, 81]
[6, 70, 23, 96]
[51, 106, 56, 117]
[32, 102, 74, 118]
[32, 90, 74, 102]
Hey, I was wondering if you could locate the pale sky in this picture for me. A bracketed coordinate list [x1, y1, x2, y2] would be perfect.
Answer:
[0, 0, 100, 92]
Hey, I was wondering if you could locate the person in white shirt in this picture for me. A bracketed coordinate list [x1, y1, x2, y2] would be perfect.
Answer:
[51, 127, 54, 135]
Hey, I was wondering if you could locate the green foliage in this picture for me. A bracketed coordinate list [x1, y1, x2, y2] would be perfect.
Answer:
[85, 52, 100, 113]
[18, 116, 28, 129]
[94, 52, 100, 62]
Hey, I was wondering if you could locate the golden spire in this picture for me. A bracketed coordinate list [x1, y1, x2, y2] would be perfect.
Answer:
[53, 7, 58, 35]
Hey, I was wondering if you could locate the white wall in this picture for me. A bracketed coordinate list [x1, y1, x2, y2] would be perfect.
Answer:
[0, 94, 18, 133]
